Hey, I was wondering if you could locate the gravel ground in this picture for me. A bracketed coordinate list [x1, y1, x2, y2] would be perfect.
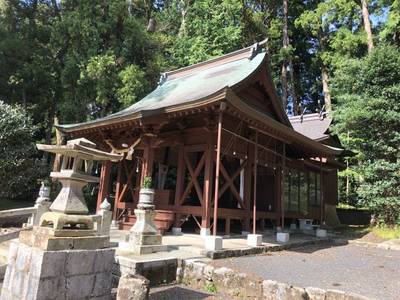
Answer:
[212, 243, 400, 300]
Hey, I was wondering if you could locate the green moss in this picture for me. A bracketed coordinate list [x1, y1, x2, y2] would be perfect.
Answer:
[372, 226, 400, 239]
[204, 282, 217, 293]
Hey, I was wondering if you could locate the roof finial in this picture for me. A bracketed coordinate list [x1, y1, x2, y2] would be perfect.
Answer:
[158, 73, 168, 86]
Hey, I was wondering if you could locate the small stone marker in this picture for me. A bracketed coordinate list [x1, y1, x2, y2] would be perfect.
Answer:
[117, 274, 149, 300]
[205, 235, 223, 251]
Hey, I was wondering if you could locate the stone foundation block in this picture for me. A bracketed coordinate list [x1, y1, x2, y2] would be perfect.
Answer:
[276, 232, 290, 243]
[204, 236, 223, 251]
[200, 228, 210, 237]
[171, 227, 182, 235]
[247, 234, 263, 247]
[1, 241, 114, 300]
[316, 229, 328, 238]
[306, 286, 327, 300]
[116, 274, 149, 300]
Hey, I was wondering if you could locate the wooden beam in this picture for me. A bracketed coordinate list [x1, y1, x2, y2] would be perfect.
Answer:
[213, 104, 225, 236]
[184, 153, 204, 206]
[179, 153, 205, 205]
[202, 134, 213, 228]
[114, 161, 123, 220]
[219, 162, 246, 209]
[174, 146, 185, 207]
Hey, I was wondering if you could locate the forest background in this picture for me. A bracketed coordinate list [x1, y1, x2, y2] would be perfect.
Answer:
[0, 0, 399, 225]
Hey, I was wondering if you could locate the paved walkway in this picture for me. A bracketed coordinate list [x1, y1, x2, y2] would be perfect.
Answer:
[212, 243, 400, 300]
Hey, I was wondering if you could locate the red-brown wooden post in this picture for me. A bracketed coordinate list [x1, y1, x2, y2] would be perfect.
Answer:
[243, 141, 253, 232]
[113, 161, 123, 220]
[141, 140, 154, 185]
[252, 130, 258, 234]
[212, 102, 225, 236]
[202, 135, 213, 230]
[280, 143, 286, 228]
[174, 146, 185, 227]
[96, 161, 112, 212]
[320, 157, 324, 225]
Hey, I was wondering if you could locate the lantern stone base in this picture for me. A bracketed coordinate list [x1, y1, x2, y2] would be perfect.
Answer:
[119, 208, 167, 255]
[0, 240, 114, 300]
[19, 227, 110, 251]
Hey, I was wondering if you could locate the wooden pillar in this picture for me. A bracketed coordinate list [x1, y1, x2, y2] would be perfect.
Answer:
[113, 161, 123, 220]
[225, 218, 231, 235]
[243, 141, 253, 232]
[212, 103, 225, 236]
[202, 135, 213, 229]
[280, 144, 286, 228]
[96, 161, 112, 212]
[141, 141, 154, 185]
[174, 146, 185, 228]
[252, 130, 258, 234]
[320, 157, 324, 224]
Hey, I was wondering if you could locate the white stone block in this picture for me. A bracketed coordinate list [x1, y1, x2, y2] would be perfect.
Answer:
[171, 227, 182, 235]
[200, 228, 210, 237]
[247, 234, 263, 247]
[204, 236, 223, 251]
[316, 229, 327, 238]
[276, 232, 290, 243]
[241, 231, 250, 236]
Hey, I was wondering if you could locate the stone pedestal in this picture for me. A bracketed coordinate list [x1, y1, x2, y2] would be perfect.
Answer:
[276, 232, 290, 243]
[171, 227, 182, 235]
[119, 207, 167, 255]
[204, 236, 223, 251]
[316, 229, 328, 238]
[1, 240, 114, 300]
[247, 234, 263, 247]
[200, 228, 210, 237]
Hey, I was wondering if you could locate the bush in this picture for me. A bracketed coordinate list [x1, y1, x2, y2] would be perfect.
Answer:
[0, 101, 46, 203]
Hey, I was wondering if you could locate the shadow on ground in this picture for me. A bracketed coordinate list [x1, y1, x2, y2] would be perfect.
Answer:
[150, 285, 226, 300]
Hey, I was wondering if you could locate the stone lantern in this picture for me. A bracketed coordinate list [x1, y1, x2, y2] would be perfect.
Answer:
[1, 138, 122, 300]
[35, 138, 122, 237]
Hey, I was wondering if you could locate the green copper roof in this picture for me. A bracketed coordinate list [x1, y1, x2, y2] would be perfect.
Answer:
[59, 48, 267, 132]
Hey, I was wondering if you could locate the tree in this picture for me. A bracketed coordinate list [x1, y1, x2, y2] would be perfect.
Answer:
[332, 45, 400, 225]
[0, 101, 47, 203]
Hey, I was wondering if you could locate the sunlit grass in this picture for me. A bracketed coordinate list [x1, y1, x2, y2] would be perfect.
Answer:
[372, 227, 400, 240]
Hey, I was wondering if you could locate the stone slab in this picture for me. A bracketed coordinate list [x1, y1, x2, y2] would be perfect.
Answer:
[19, 228, 109, 250]
[118, 242, 168, 255]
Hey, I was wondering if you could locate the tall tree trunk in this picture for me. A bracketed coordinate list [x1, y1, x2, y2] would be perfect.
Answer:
[281, 0, 289, 111]
[322, 67, 332, 112]
[288, 60, 298, 115]
[361, 0, 374, 53]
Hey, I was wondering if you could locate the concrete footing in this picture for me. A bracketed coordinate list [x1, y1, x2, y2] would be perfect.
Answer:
[204, 236, 223, 251]
[316, 229, 328, 238]
[247, 234, 263, 247]
[276, 232, 290, 243]
[200, 228, 210, 237]
[171, 227, 182, 235]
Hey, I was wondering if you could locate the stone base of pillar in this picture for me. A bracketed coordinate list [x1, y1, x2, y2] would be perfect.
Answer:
[1, 240, 114, 300]
[200, 228, 210, 237]
[316, 229, 327, 238]
[171, 227, 182, 235]
[276, 232, 290, 243]
[247, 234, 263, 247]
[204, 236, 223, 251]
[118, 241, 168, 255]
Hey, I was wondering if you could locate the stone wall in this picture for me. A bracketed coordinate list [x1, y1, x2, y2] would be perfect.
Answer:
[1, 241, 115, 300]
[178, 259, 371, 300]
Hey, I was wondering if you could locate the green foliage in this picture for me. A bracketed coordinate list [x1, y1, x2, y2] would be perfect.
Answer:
[203, 282, 217, 293]
[332, 45, 400, 225]
[0, 101, 47, 202]
[142, 176, 153, 189]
